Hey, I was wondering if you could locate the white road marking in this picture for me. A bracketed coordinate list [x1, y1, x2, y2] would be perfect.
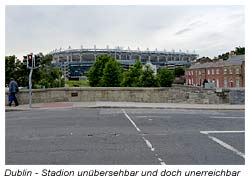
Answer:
[200, 131, 245, 159]
[207, 135, 245, 159]
[122, 109, 141, 132]
[200, 131, 245, 135]
[209, 116, 244, 119]
[122, 109, 166, 165]
[142, 137, 155, 152]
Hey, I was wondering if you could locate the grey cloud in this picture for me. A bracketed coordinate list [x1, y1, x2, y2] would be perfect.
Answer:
[175, 28, 191, 35]
[5, 5, 244, 59]
[188, 20, 202, 27]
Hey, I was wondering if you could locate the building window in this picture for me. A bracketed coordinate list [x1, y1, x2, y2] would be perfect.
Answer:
[207, 69, 210, 75]
[224, 78, 227, 88]
[229, 79, 234, 87]
[236, 68, 240, 74]
[236, 78, 240, 87]
[216, 79, 220, 88]
[198, 71, 201, 75]
[212, 69, 214, 75]
[224, 68, 227, 74]
[229, 68, 233, 74]
[216, 69, 220, 75]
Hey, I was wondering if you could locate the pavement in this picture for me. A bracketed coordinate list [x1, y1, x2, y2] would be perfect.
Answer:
[5, 101, 245, 111]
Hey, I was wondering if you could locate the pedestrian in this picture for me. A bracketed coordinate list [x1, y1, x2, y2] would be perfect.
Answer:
[8, 78, 19, 106]
[203, 79, 208, 88]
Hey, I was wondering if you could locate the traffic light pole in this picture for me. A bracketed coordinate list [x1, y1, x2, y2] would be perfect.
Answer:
[26, 53, 40, 108]
[28, 68, 33, 108]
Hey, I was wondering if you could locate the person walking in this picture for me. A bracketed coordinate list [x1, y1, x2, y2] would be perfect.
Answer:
[8, 78, 19, 106]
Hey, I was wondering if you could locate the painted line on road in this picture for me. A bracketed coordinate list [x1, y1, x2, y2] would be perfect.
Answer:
[209, 116, 244, 119]
[142, 136, 155, 152]
[200, 131, 245, 134]
[122, 109, 141, 132]
[200, 131, 245, 159]
[122, 109, 166, 165]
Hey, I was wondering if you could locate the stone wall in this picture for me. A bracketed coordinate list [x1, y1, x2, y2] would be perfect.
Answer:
[5, 85, 244, 105]
[229, 89, 245, 104]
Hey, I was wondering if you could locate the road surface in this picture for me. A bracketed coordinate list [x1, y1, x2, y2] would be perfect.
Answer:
[5, 108, 245, 165]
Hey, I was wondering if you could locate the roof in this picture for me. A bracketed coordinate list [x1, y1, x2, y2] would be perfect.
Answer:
[189, 55, 245, 69]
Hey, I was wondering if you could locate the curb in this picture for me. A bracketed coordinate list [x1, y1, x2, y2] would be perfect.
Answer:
[5, 108, 31, 112]
[5, 105, 245, 111]
[87, 106, 245, 110]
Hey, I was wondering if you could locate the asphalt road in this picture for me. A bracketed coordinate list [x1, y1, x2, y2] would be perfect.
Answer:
[5, 108, 245, 165]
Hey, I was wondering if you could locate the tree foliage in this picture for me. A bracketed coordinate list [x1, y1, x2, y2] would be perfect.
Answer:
[139, 65, 159, 87]
[121, 60, 142, 87]
[157, 68, 174, 87]
[5, 53, 64, 88]
[5, 55, 29, 87]
[235, 46, 245, 55]
[174, 67, 185, 77]
[87, 54, 111, 87]
[101, 59, 122, 87]
[217, 46, 245, 60]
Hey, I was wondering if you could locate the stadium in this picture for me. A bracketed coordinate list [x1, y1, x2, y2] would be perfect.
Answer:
[50, 46, 198, 80]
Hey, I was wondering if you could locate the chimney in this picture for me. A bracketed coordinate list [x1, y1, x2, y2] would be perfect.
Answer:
[229, 51, 236, 58]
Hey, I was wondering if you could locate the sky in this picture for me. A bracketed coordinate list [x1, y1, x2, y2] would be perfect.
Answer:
[5, 5, 244, 59]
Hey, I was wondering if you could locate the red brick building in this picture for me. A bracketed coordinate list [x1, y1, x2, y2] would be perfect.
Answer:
[186, 55, 245, 88]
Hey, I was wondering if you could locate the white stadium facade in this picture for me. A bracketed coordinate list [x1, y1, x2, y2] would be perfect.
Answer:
[50, 46, 198, 80]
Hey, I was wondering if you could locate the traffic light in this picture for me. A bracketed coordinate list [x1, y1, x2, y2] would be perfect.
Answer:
[27, 54, 33, 68]
[23, 56, 27, 67]
[34, 54, 41, 67]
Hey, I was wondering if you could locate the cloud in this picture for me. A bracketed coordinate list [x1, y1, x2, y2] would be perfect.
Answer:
[175, 28, 192, 35]
[5, 5, 244, 59]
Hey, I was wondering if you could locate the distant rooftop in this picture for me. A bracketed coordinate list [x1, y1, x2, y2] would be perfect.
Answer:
[189, 55, 245, 69]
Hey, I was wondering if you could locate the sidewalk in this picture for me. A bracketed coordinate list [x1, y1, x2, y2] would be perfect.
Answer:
[5, 101, 245, 111]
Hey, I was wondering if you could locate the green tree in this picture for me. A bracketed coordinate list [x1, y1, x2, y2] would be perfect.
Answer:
[15, 59, 29, 87]
[121, 60, 143, 87]
[101, 59, 122, 87]
[5, 55, 17, 85]
[174, 67, 185, 77]
[87, 54, 111, 87]
[217, 46, 245, 60]
[5, 55, 29, 87]
[235, 46, 245, 55]
[140, 65, 159, 87]
[37, 66, 63, 88]
[5, 53, 64, 88]
[157, 68, 174, 87]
